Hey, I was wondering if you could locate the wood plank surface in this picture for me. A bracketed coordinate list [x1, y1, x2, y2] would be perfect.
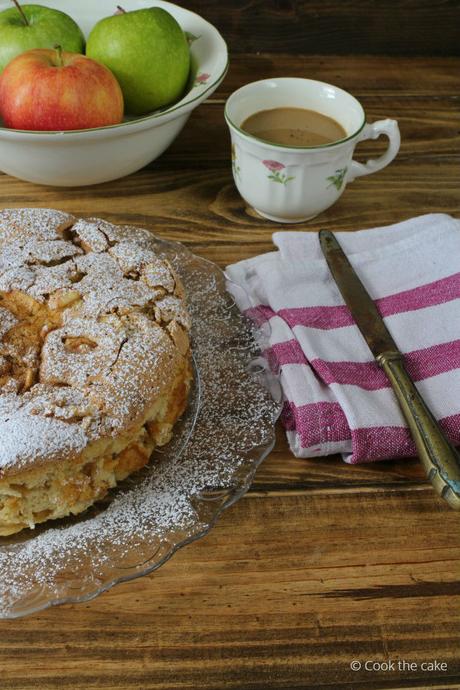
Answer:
[0, 53, 459, 689]
[166, 99, 460, 165]
[253, 428, 426, 491]
[183, 2, 460, 57]
[3, 157, 458, 266]
[213, 55, 460, 97]
[2, 492, 460, 690]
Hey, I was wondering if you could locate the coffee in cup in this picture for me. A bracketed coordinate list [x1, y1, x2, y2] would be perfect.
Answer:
[241, 107, 347, 147]
[225, 78, 400, 223]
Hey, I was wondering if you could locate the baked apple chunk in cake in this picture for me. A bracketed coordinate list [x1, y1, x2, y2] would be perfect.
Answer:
[0, 209, 191, 536]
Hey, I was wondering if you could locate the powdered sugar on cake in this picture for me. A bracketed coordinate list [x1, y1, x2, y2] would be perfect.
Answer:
[0, 228, 280, 619]
[0, 393, 87, 469]
[0, 208, 188, 475]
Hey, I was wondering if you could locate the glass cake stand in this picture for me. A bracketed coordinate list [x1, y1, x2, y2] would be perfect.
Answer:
[0, 237, 281, 619]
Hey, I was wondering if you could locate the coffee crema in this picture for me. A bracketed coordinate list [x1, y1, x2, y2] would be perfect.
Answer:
[241, 107, 347, 147]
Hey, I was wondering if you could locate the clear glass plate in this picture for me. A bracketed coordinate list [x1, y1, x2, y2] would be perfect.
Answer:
[0, 237, 281, 619]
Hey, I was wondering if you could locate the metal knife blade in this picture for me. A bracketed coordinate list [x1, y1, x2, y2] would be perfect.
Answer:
[318, 228, 460, 510]
[319, 230, 399, 358]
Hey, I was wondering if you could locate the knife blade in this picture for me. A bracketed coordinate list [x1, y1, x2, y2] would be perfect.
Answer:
[319, 231, 400, 358]
[319, 229, 460, 510]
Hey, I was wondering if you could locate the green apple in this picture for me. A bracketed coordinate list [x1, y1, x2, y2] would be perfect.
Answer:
[86, 7, 190, 115]
[0, 3, 85, 74]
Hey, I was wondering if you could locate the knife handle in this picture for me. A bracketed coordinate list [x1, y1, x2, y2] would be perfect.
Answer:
[378, 352, 460, 509]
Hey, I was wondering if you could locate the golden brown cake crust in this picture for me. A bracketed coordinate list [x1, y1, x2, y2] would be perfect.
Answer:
[0, 209, 191, 534]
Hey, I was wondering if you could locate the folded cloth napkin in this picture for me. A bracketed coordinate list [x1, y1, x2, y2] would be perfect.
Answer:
[226, 214, 460, 463]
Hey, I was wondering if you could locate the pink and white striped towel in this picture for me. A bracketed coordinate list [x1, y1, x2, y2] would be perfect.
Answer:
[226, 214, 460, 463]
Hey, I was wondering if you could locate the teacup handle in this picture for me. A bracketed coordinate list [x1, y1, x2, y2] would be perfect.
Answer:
[348, 119, 400, 182]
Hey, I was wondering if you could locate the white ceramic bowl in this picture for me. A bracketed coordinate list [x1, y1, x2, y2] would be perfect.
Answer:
[0, 0, 228, 186]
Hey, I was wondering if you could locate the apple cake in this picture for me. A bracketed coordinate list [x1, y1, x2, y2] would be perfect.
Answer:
[0, 208, 192, 536]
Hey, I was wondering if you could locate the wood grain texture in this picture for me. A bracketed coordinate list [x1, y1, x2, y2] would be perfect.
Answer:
[252, 427, 427, 492]
[170, 98, 460, 162]
[184, 1, 460, 56]
[213, 54, 460, 97]
[2, 157, 458, 266]
[0, 53, 459, 689]
[1, 492, 460, 689]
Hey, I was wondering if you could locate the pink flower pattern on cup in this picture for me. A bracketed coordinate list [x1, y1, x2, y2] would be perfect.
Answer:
[262, 159, 295, 186]
[194, 73, 211, 87]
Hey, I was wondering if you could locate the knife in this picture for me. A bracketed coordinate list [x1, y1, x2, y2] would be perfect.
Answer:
[319, 229, 460, 509]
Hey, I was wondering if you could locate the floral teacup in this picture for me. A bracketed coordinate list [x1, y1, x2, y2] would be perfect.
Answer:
[225, 78, 400, 223]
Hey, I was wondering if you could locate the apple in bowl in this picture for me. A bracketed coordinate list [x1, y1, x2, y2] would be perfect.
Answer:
[0, 47, 124, 131]
[86, 6, 190, 115]
[0, 0, 228, 186]
[0, 1, 85, 74]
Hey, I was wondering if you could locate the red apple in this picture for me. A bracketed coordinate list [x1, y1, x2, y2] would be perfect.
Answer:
[0, 47, 124, 131]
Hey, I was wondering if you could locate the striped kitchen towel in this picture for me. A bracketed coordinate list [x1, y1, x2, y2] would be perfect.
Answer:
[226, 214, 460, 463]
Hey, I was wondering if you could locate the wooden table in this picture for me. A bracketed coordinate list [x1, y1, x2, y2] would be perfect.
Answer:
[1, 45, 460, 690]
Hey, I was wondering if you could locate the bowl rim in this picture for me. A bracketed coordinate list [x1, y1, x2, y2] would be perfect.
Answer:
[0, 0, 228, 140]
